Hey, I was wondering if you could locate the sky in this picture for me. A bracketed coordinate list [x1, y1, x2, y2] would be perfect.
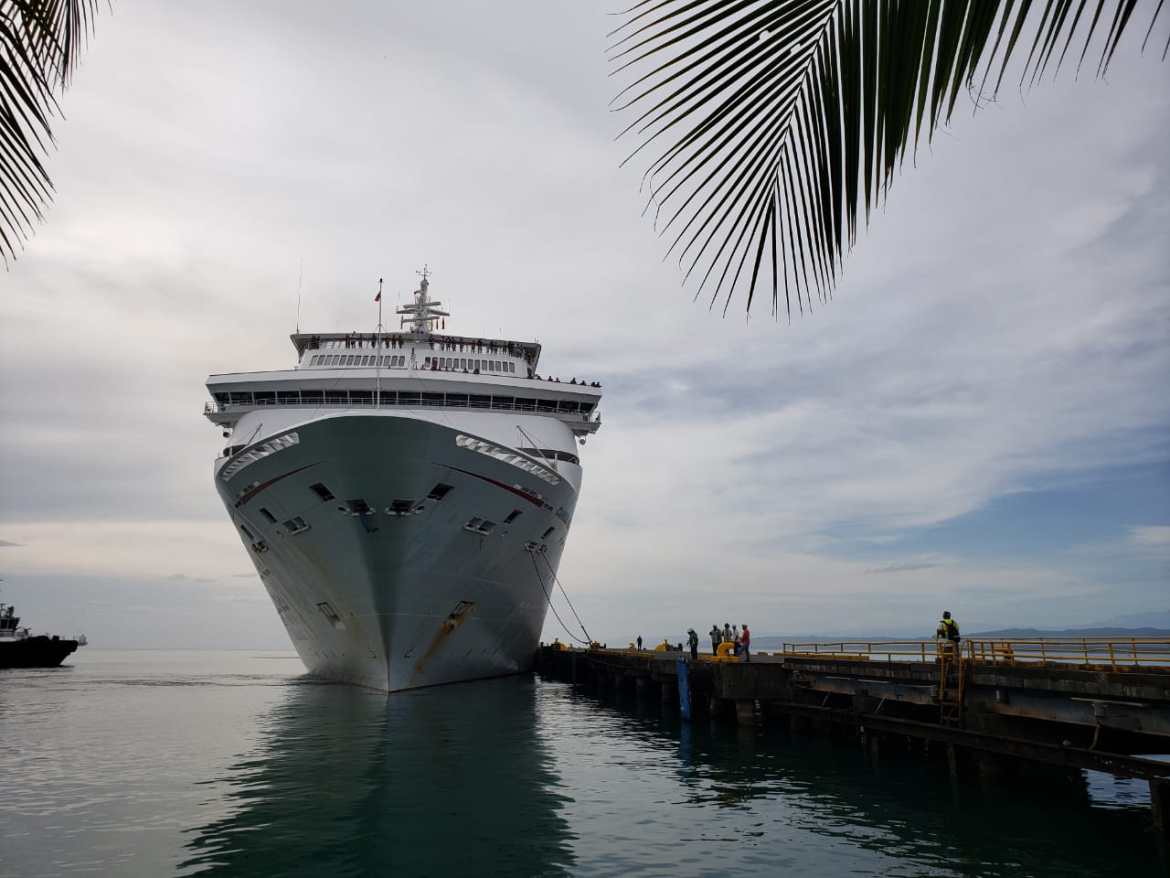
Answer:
[0, 1, 1167, 648]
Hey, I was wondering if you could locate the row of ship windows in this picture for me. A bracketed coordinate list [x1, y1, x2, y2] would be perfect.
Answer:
[239, 480, 556, 545]
[306, 353, 517, 374]
[214, 390, 595, 415]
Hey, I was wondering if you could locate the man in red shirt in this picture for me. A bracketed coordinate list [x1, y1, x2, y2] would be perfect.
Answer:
[741, 624, 751, 662]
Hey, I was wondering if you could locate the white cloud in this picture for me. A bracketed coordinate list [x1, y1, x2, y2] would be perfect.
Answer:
[1131, 525, 1170, 548]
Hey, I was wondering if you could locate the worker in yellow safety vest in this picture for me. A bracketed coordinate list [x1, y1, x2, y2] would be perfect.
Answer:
[936, 611, 960, 643]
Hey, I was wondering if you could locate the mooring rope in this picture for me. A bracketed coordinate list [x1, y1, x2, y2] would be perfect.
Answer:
[537, 549, 593, 645]
[528, 549, 591, 646]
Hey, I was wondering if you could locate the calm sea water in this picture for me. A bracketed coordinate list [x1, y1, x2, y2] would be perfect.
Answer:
[0, 650, 1163, 876]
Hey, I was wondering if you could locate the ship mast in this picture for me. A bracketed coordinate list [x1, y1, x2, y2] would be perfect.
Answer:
[396, 265, 449, 337]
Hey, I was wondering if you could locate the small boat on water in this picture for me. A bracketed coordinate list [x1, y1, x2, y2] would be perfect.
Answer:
[0, 601, 83, 669]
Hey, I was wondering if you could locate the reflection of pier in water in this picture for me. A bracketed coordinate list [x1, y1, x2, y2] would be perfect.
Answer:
[179, 678, 575, 876]
[540, 669, 1164, 874]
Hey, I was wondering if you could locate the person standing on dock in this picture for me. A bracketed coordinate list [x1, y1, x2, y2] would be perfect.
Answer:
[709, 624, 721, 655]
[687, 628, 699, 661]
[636, 635, 642, 651]
[937, 611, 960, 644]
[741, 623, 751, 662]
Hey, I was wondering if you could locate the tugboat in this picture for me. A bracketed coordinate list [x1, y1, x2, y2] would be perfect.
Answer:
[0, 600, 82, 669]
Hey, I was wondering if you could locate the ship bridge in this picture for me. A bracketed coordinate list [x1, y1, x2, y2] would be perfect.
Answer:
[204, 269, 602, 437]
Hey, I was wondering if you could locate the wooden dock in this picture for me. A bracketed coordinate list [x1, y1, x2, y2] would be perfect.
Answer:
[535, 637, 1170, 839]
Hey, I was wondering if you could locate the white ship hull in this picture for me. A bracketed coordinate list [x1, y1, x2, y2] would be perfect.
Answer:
[214, 411, 580, 691]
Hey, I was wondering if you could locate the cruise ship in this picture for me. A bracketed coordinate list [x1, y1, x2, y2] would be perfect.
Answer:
[204, 269, 601, 691]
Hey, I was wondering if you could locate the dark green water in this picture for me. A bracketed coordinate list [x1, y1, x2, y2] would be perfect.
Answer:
[0, 651, 1163, 876]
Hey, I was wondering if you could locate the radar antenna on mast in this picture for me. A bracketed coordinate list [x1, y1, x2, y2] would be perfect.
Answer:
[396, 264, 449, 335]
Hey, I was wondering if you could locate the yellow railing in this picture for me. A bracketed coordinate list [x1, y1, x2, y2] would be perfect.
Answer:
[780, 638, 1170, 670]
[965, 637, 1170, 670]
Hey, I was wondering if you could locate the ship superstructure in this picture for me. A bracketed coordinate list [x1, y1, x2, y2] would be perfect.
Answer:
[204, 270, 601, 690]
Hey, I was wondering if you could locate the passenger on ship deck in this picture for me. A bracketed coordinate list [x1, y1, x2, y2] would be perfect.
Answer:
[741, 623, 751, 663]
[709, 624, 721, 655]
[636, 635, 643, 651]
[687, 628, 699, 660]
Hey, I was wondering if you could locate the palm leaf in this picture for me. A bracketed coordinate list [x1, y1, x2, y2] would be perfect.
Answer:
[610, 0, 1168, 318]
[0, 0, 99, 267]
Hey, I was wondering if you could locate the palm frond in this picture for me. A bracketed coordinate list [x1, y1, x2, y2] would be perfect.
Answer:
[0, 0, 99, 267]
[610, 0, 1168, 319]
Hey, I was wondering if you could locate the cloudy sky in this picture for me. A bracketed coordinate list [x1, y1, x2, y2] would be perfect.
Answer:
[1, 1, 1167, 648]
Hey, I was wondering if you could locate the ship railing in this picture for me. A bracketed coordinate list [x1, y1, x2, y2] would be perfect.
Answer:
[780, 638, 1170, 670]
[205, 396, 600, 422]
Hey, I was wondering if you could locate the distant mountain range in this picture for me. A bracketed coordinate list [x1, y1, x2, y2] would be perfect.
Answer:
[970, 626, 1170, 639]
[750, 620, 1170, 649]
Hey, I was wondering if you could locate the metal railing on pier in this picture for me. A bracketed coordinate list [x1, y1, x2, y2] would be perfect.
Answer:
[780, 638, 1170, 671]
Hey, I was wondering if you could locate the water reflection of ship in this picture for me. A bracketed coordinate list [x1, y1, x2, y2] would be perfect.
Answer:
[180, 677, 575, 877]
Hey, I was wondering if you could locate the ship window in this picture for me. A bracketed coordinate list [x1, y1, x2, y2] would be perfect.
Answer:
[558, 400, 580, 413]
[469, 394, 490, 409]
[309, 355, 319, 365]
[398, 391, 420, 405]
[579, 402, 594, 414]
[516, 398, 536, 411]
[325, 389, 347, 404]
[283, 516, 309, 534]
[427, 483, 453, 501]
[350, 390, 373, 404]
[278, 390, 300, 404]
[504, 509, 522, 524]
[424, 357, 431, 367]
[421, 392, 444, 406]
[259, 507, 277, 524]
[460, 358, 467, 369]
[301, 389, 323, 403]
[541, 526, 555, 539]
[361, 356, 371, 366]
[537, 399, 557, 413]
[309, 482, 335, 502]
[345, 499, 372, 516]
[379, 390, 397, 405]
[464, 517, 483, 531]
[239, 524, 254, 539]
[446, 393, 468, 407]
[491, 396, 514, 410]
[388, 499, 414, 515]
